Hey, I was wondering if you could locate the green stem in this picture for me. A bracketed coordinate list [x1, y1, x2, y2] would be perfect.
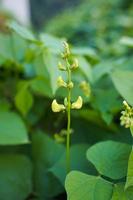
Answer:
[66, 60, 71, 174]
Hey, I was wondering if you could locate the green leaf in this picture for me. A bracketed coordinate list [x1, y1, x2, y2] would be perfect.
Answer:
[15, 84, 33, 116]
[32, 131, 65, 198]
[87, 141, 131, 179]
[111, 70, 133, 106]
[0, 112, 29, 145]
[92, 60, 113, 83]
[77, 56, 92, 82]
[0, 155, 32, 200]
[49, 144, 97, 185]
[8, 21, 39, 43]
[65, 171, 113, 200]
[30, 77, 53, 98]
[40, 33, 63, 54]
[43, 51, 60, 95]
[0, 34, 13, 60]
[72, 47, 98, 61]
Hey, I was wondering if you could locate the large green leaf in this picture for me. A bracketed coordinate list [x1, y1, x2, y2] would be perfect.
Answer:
[111, 70, 133, 106]
[49, 144, 97, 185]
[65, 171, 113, 200]
[87, 141, 131, 179]
[32, 131, 65, 198]
[0, 112, 29, 145]
[0, 155, 32, 200]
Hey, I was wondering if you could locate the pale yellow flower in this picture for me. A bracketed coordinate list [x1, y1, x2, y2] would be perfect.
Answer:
[51, 99, 65, 112]
[71, 96, 83, 109]
[57, 76, 67, 88]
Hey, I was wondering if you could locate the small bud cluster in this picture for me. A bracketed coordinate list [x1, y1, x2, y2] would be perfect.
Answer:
[51, 41, 83, 113]
[54, 129, 73, 143]
[120, 100, 133, 128]
[80, 81, 91, 97]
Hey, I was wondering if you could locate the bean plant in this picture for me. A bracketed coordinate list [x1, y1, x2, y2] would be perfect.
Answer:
[51, 41, 83, 173]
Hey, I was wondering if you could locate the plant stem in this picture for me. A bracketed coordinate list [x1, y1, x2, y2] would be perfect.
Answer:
[66, 61, 71, 173]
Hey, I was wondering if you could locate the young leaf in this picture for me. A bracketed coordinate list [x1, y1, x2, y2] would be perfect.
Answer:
[65, 171, 113, 200]
[0, 155, 32, 200]
[0, 112, 29, 145]
[87, 141, 131, 179]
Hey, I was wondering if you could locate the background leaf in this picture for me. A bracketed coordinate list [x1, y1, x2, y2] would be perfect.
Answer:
[0, 155, 32, 200]
[0, 112, 29, 145]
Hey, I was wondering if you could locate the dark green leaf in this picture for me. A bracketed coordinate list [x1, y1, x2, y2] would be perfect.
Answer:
[0, 155, 32, 200]
[0, 112, 29, 145]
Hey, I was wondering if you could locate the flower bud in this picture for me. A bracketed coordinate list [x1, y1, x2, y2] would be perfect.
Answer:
[123, 100, 130, 110]
[63, 41, 70, 57]
[80, 81, 91, 97]
[71, 58, 79, 70]
[51, 99, 65, 112]
[57, 76, 67, 88]
[67, 81, 74, 89]
[54, 133, 65, 143]
[71, 96, 83, 109]
[120, 100, 133, 128]
[64, 97, 68, 107]
[58, 62, 66, 71]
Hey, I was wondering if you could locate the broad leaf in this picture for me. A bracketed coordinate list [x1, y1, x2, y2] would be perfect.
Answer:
[65, 171, 113, 200]
[87, 141, 131, 179]
[0, 155, 32, 200]
[111, 70, 133, 106]
[0, 112, 29, 145]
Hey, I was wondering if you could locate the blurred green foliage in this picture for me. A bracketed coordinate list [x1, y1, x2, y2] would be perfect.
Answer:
[0, 0, 133, 199]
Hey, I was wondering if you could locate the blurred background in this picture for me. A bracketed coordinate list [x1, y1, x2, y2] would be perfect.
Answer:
[0, 0, 133, 199]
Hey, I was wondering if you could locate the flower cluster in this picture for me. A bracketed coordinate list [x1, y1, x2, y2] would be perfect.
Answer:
[120, 100, 133, 128]
[51, 41, 83, 113]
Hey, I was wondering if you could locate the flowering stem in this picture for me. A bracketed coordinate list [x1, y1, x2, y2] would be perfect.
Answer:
[66, 61, 71, 173]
